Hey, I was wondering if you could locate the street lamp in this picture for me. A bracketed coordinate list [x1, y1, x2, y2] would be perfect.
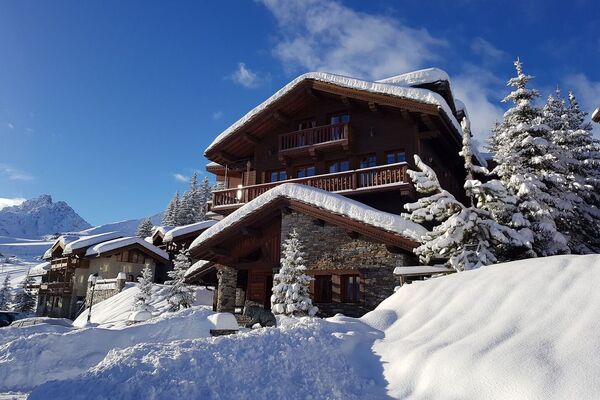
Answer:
[87, 273, 99, 323]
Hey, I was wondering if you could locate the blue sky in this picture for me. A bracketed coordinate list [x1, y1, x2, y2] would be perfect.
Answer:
[1, 0, 598, 225]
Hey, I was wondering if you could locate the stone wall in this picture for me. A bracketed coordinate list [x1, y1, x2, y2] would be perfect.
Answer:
[281, 212, 416, 316]
[84, 275, 127, 308]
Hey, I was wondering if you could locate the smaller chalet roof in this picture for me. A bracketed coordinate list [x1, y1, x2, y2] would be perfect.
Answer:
[43, 234, 80, 260]
[190, 183, 427, 254]
[185, 259, 213, 279]
[164, 220, 219, 242]
[63, 231, 124, 255]
[593, 108, 600, 123]
[84, 236, 169, 261]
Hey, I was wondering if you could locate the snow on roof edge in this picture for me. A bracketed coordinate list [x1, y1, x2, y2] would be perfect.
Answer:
[64, 231, 124, 254]
[190, 183, 426, 252]
[204, 71, 463, 155]
[84, 236, 169, 261]
[164, 220, 219, 242]
[375, 67, 450, 87]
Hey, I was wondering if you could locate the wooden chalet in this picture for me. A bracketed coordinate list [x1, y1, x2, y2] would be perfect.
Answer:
[38, 232, 169, 319]
[593, 107, 599, 123]
[189, 68, 478, 317]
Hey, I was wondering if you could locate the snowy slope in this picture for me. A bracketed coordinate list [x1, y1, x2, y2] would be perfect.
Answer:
[0, 195, 90, 238]
[362, 254, 600, 400]
[0, 236, 54, 262]
[73, 212, 163, 237]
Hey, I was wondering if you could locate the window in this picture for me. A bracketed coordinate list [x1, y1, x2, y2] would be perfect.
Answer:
[386, 150, 406, 164]
[359, 154, 377, 168]
[314, 275, 332, 303]
[341, 275, 360, 303]
[269, 170, 287, 182]
[129, 250, 145, 264]
[296, 165, 316, 178]
[297, 119, 317, 130]
[330, 114, 349, 140]
[328, 160, 350, 173]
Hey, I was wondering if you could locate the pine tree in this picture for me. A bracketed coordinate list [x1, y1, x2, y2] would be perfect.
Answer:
[403, 153, 531, 271]
[176, 190, 195, 226]
[132, 265, 154, 313]
[166, 249, 195, 311]
[13, 272, 36, 313]
[271, 229, 318, 316]
[136, 218, 154, 238]
[162, 191, 180, 226]
[487, 59, 569, 256]
[0, 274, 12, 310]
[195, 176, 211, 222]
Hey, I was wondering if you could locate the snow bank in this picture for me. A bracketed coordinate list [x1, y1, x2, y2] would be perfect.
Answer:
[29, 317, 387, 400]
[72, 283, 214, 329]
[191, 183, 426, 251]
[163, 219, 218, 242]
[0, 307, 216, 392]
[84, 236, 169, 261]
[363, 254, 600, 400]
[206, 71, 462, 153]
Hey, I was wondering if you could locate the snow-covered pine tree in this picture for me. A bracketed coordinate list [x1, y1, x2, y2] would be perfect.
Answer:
[132, 265, 154, 313]
[13, 272, 36, 313]
[136, 217, 154, 238]
[176, 190, 195, 226]
[0, 274, 12, 310]
[271, 229, 318, 317]
[487, 59, 569, 256]
[195, 176, 211, 222]
[162, 192, 180, 226]
[166, 249, 195, 311]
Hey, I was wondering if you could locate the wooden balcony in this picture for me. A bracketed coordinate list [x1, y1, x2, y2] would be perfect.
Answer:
[278, 122, 350, 157]
[38, 281, 73, 295]
[212, 162, 410, 211]
[50, 257, 78, 270]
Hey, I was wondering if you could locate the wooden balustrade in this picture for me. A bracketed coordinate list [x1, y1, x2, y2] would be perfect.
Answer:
[212, 162, 409, 209]
[50, 257, 78, 270]
[279, 122, 349, 152]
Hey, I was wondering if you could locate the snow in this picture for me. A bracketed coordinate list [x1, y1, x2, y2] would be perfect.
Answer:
[393, 265, 454, 275]
[72, 282, 213, 329]
[74, 213, 163, 237]
[2, 255, 600, 399]
[190, 183, 427, 251]
[205, 71, 463, 154]
[63, 231, 123, 255]
[207, 312, 239, 330]
[376, 67, 450, 87]
[185, 259, 212, 278]
[84, 236, 169, 260]
[128, 309, 152, 323]
[27, 261, 50, 276]
[593, 107, 599, 122]
[163, 219, 218, 242]
[363, 254, 600, 399]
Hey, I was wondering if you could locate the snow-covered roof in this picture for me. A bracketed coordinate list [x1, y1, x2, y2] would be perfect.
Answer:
[190, 183, 426, 252]
[206, 161, 223, 168]
[593, 107, 600, 123]
[28, 261, 51, 276]
[84, 236, 169, 261]
[376, 67, 450, 87]
[205, 71, 463, 154]
[164, 220, 218, 242]
[43, 234, 81, 260]
[185, 260, 213, 278]
[393, 265, 454, 276]
[64, 231, 124, 255]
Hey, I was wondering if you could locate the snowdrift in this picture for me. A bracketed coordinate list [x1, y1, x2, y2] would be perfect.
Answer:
[363, 254, 600, 399]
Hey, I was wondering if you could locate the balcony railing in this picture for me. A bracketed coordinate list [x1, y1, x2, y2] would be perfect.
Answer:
[51, 257, 78, 270]
[38, 281, 73, 295]
[279, 122, 350, 154]
[212, 162, 409, 210]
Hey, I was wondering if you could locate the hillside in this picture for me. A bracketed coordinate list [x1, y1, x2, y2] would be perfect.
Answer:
[0, 195, 90, 239]
[74, 213, 163, 237]
[1, 255, 596, 399]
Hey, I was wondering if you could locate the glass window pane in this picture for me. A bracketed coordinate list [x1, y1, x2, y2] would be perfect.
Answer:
[387, 153, 396, 164]
[329, 163, 338, 173]
[307, 166, 316, 176]
[397, 152, 406, 162]
[297, 169, 305, 178]
[279, 171, 287, 181]
[340, 160, 350, 171]
[341, 114, 350, 123]
[271, 172, 278, 182]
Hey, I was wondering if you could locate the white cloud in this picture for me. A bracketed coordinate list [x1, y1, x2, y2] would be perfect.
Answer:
[7, 123, 14, 129]
[563, 73, 600, 136]
[173, 173, 189, 182]
[259, 0, 445, 80]
[0, 197, 26, 210]
[0, 163, 34, 181]
[470, 37, 507, 63]
[212, 111, 224, 120]
[230, 62, 260, 88]
[452, 65, 506, 145]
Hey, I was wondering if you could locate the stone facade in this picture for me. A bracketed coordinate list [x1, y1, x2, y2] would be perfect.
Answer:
[281, 212, 416, 317]
[216, 265, 237, 313]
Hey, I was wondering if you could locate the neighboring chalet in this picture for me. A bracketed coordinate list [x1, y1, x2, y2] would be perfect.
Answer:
[38, 231, 169, 319]
[593, 108, 599, 123]
[162, 220, 218, 254]
[187, 68, 481, 317]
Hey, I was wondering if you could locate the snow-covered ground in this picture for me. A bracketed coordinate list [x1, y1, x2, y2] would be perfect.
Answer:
[1, 255, 599, 399]
[0, 237, 53, 263]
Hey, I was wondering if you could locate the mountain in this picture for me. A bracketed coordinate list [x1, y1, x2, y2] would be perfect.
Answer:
[74, 213, 163, 237]
[0, 195, 91, 238]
